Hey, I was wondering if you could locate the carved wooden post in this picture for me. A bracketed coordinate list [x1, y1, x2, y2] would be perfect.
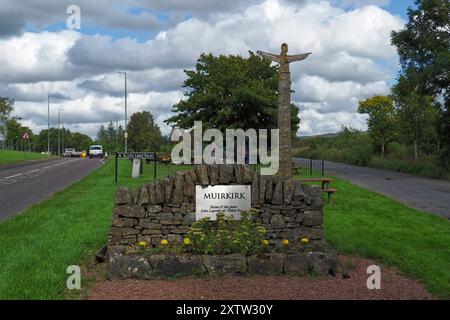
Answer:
[257, 43, 311, 178]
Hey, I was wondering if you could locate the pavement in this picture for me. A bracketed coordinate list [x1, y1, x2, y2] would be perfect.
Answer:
[319, 159, 450, 219]
[0, 157, 103, 221]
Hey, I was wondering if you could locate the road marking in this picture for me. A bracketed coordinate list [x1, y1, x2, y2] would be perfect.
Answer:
[5, 173, 23, 179]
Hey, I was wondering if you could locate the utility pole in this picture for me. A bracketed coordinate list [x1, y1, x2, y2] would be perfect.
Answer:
[116, 118, 119, 153]
[47, 95, 50, 156]
[117, 72, 128, 152]
[57, 108, 63, 156]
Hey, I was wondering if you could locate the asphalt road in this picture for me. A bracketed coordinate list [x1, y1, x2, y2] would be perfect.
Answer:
[0, 157, 103, 221]
[320, 160, 450, 219]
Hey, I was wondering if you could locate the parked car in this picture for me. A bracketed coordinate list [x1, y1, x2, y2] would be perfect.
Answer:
[89, 145, 104, 158]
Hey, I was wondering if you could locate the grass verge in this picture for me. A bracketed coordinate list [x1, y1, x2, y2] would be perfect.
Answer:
[317, 177, 450, 298]
[0, 150, 51, 165]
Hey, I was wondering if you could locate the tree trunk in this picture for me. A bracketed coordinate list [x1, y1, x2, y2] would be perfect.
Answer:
[413, 140, 418, 161]
[381, 140, 385, 158]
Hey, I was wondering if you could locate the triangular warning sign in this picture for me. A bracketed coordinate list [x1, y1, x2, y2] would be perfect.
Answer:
[22, 132, 29, 139]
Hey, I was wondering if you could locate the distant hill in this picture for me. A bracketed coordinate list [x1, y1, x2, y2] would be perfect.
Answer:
[298, 133, 340, 140]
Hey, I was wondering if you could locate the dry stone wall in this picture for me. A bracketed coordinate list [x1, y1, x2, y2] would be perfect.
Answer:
[108, 164, 324, 248]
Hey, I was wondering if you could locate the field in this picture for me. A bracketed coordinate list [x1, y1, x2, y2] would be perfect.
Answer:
[0, 150, 51, 165]
[0, 160, 449, 299]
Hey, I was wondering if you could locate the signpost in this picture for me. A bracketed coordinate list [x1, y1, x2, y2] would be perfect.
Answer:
[195, 185, 251, 220]
[22, 132, 30, 158]
[115, 152, 157, 182]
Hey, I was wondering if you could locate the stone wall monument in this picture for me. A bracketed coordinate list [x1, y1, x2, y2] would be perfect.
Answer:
[257, 43, 311, 178]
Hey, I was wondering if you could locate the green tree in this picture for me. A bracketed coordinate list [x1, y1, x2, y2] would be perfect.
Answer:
[128, 111, 162, 152]
[165, 52, 300, 135]
[358, 96, 397, 157]
[392, 76, 440, 160]
[0, 97, 14, 149]
[391, 0, 450, 162]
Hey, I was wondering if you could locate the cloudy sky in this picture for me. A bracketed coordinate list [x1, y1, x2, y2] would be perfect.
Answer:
[0, 0, 414, 138]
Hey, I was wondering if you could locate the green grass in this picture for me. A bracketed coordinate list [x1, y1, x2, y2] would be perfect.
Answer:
[0, 160, 153, 299]
[0, 150, 51, 165]
[304, 175, 450, 298]
[1, 160, 449, 299]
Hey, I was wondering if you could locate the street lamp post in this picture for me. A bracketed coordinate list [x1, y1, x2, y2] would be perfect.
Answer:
[57, 108, 63, 156]
[47, 95, 50, 155]
[117, 72, 128, 153]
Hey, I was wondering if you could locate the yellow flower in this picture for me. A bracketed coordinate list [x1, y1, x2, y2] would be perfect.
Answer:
[301, 238, 309, 244]
[261, 239, 269, 246]
[161, 239, 169, 246]
[282, 239, 289, 246]
[138, 241, 148, 247]
[183, 238, 192, 246]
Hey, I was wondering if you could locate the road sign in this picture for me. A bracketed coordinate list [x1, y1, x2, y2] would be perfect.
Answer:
[116, 152, 156, 160]
[22, 132, 29, 140]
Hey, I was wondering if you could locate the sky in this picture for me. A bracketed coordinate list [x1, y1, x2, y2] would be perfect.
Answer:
[0, 0, 415, 138]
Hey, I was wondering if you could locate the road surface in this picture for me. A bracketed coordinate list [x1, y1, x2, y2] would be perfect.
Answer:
[321, 160, 450, 219]
[0, 157, 103, 221]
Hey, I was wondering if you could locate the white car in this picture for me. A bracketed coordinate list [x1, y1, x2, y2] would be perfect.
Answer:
[89, 145, 104, 158]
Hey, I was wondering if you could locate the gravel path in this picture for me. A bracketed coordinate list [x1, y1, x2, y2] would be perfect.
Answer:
[87, 256, 434, 300]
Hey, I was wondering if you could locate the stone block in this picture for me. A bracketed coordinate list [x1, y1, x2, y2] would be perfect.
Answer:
[303, 210, 323, 227]
[115, 187, 132, 205]
[112, 217, 137, 228]
[202, 254, 247, 275]
[219, 164, 233, 184]
[285, 254, 308, 274]
[149, 255, 205, 277]
[247, 253, 284, 275]
[114, 206, 145, 218]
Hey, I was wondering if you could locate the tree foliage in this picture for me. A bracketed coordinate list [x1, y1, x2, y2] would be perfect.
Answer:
[358, 95, 397, 157]
[127, 111, 162, 152]
[165, 52, 300, 135]
[391, 0, 450, 99]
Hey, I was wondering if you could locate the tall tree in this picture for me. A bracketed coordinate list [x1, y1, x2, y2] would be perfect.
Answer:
[128, 111, 162, 152]
[391, 0, 450, 162]
[0, 97, 14, 149]
[358, 96, 397, 157]
[392, 76, 440, 160]
[165, 52, 300, 135]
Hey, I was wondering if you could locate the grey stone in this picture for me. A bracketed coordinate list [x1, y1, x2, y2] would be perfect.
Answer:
[110, 227, 140, 236]
[241, 165, 254, 184]
[202, 254, 247, 275]
[139, 219, 161, 230]
[306, 252, 339, 276]
[271, 179, 283, 205]
[114, 206, 145, 218]
[184, 173, 195, 199]
[164, 176, 174, 203]
[259, 175, 267, 204]
[303, 210, 323, 227]
[155, 180, 165, 204]
[293, 180, 305, 201]
[115, 187, 132, 205]
[147, 182, 157, 204]
[107, 254, 152, 280]
[112, 217, 137, 228]
[173, 172, 185, 205]
[195, 165, 209, 185]
[147, 205, 162, 213]
[188, 170, 198, 184]
[285, 254, 308, 274]
[209, 164, 219, 185]
[142, 229, 162, 235]
[183, 213, 196, 225]
[219, 164, 233, 184]
[149, 255, 206, 277]
[137, 184, 150, 206]
[251, 173, 259, 205]
[283, 179, 295, 205]
[158, 212, 173, 221]
[303, 184, 322, 204]
[265, 176, 273, 202]
[247, 253, 284, 275]
[270, 214, 285, 228]
[234, 165, 243, 184]
[108, 235, 137, 246]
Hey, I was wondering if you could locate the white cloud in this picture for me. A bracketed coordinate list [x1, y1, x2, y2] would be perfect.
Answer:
[0, 0, 406, 138]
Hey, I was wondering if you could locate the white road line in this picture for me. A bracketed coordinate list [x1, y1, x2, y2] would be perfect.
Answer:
[5, 173, 23, 179]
